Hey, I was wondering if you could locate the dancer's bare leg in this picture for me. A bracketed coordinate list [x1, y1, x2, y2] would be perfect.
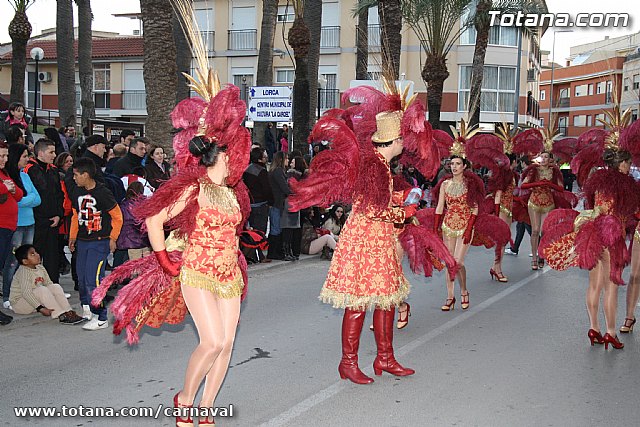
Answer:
[601, 250, 619, 336]
[586, 262, 604, 331]
[625, 242, 640, 321]
[492, 213, 512, 274]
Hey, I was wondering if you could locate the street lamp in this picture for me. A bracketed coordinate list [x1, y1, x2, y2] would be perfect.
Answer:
[30, 47, 44, 133]
[548, 30, 573, 128]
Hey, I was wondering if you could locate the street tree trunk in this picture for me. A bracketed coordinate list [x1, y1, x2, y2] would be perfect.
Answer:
[173, 4, 191, 104]
[288, 6, 311, 153]
[8, 10, 32, 104]
[355, 6, 369, 80]
[140, 0, 178, 154]
[57, 0, 76, 127]
[468, 0, 491, 129]
[305, 0, 322, 124]
[77, 0, 95, 130]
[422, 53, 449, 130]
[254, 0, 279, 148]
[378, 0, 402, 79]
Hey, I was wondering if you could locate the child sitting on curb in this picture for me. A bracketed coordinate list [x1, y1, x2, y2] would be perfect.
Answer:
[9, 244, 84, 324]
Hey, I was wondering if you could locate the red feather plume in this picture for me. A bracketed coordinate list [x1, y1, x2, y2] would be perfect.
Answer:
[433, 129, 454, 160]
[574, 221, 604, 270]
[288, 117, 359, 211]
[512, 128, 544, 156]
[619, 119, 640, 167]
[551, 137, 577, 163]
[400, 100, 440, 180]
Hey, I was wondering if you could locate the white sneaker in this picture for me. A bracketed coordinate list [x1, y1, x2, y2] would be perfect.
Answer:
[82, 317, 108, 331]
[504, 248, 518, 256]
[82, 305, 92, 320]
[64, 293, 71, 298]
[2, 301, 12, 310]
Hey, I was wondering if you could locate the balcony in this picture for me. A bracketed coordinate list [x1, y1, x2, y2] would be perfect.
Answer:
[368, 24, 381, 48]
[318, 88, 340, 110]
[228, 29, 257, 51]
[526, 68, 536, 82]
[200, 31, 215, 56]
[320, 26, 340, 49]
[556, 97, 570, 108]
[122, 90, 147, 110]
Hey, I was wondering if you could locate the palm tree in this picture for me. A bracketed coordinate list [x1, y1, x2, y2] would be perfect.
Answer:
[8, 0, 35, 104]
[173, 2, 191, 104]
[304, 0, 322, 124]
[140, 0, 177, 153]
[401, 0, 473, 129]
[378, 0, 402, 79]
[56, 0, 76, 127]
[467, 0, 546, 128]
[355, 4, 369, 80]
[287, 0, 312, 153]
[76, 0, 95, 130]
[253, 0, 279, 147]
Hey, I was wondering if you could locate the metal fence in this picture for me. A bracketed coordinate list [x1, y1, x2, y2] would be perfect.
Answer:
[228, 29, 257, 50]
[200, 31, 215, 55]
[122, 90, 147, 110]
[320, 26, 340, 48]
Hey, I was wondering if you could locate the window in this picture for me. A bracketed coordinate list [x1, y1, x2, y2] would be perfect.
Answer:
[634, 75, 640, 90]
[575, 84, 587, 97]
[587, 115, 593, 126]
[540, 117, 544, 127]
[277, 5, 294, 23]
[540, 89, 545, 101]
[463, 22, 518, 47]
[573, 115, 586, 127]
[595, 113, 605, 125]
[94, 63, 110, 109]
[588, 84, 594, 95]
[275, 69, 295, 84]
[632, 109, 638, 122]
[596, 81, 605, 94]
[458, 65, 516, 112]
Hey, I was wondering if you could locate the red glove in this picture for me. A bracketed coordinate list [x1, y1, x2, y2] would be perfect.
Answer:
[463, 214, 477, 245]
[494, 204, 501, 216]
[403, 204, 418, 219]
[433, 213, 443, 233]
[315, 228, 331, 236]
[402, 188, 413, 200]
[154, 249, 181, 277]
[546, 181, 564, 192]
[520, 181, 547, 190]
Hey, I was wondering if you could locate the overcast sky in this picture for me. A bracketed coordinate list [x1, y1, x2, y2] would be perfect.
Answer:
[1, 0, 638, 64]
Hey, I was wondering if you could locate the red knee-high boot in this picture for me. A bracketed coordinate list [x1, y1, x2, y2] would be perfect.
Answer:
[338, 308, 374, 384]
[372, 307, 415, 377]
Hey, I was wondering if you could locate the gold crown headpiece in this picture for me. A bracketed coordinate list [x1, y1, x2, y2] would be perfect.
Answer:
[597, 104, 632, 151]
[495, 122, 516, 155]
[449, 119, 480, 158]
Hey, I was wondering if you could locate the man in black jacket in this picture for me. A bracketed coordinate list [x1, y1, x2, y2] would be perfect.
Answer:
[112, 137, 147, 178]
[242, 147, 274, 233]
[24, 139, 64, 283]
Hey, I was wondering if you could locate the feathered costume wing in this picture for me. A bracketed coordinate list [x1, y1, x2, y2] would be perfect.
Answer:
[512, 128, 544, 156]
[570, 129, 607, 187]
[91, 1, 251, 344]
[289, 83, 455, 280]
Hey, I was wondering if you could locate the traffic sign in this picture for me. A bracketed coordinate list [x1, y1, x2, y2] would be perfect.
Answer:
[250, 86, 292, 99]
[247, 98, 293, 122]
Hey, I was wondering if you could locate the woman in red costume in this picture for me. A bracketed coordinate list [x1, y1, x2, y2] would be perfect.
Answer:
[520, 150, 564, 270]
[91, 6, 252, 423]
[542, 149, 638, 349]
[433, 154, 482, 311]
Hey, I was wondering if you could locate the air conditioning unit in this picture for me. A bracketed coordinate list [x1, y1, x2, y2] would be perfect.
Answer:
[38, 72, 52, 83]
[133, 29, 140, 36]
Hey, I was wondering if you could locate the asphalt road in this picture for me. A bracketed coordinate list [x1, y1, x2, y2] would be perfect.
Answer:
[2, 238, 639, 426]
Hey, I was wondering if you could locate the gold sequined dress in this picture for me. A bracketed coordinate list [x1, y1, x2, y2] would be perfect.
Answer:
[442, 179, 472, 238]
[528, 167, 555, 213]
[319, 153, 409, 311]
[180, 181, 244, 298]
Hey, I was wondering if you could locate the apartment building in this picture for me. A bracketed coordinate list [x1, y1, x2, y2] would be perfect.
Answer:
[0, 0, 544, 131]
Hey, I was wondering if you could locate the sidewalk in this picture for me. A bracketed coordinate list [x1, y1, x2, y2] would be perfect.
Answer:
[3, 253, 320, 325]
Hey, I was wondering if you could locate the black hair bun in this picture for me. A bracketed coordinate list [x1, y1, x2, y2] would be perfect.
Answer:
[602, 148, 616, 164]
[189, 135, 212, 157]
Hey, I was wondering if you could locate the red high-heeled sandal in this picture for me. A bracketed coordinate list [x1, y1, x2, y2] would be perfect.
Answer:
[198, 406, 215, 426]
[602, 333, 624, 350]
[173, 392, 194, 427]
[490, 269, 508, 282]
[588, 329, 604, 346]
[620, 317, 636, 333]
[441, 297, 455, 311]
[397, 303, 411, 329]
[460, 292, 470, 310]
